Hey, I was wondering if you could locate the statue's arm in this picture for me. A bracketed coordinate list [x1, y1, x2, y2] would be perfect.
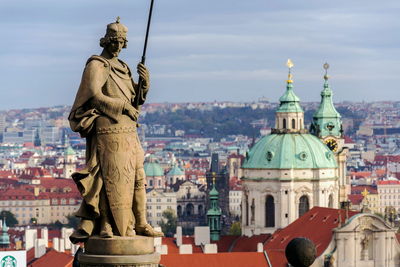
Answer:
[132, 63, 150, 106]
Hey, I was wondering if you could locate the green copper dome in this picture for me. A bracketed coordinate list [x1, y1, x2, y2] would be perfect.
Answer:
[144, 156, 164, 177]
[65, 146, 75, 156]
[276, 82, 304, 113]
[242, 133, 337, 170]
[167, 164, 184, 176]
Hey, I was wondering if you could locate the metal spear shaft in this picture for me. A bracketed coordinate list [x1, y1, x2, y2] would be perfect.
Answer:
[135, 0, 155, 108]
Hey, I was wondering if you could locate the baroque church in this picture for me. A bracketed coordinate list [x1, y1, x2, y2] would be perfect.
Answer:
[241, 61, 349, 236]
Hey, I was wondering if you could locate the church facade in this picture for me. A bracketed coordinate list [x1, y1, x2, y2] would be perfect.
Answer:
[241, 63, 349, 236]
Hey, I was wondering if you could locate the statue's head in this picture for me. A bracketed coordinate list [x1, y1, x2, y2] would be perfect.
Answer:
[100, 17, 128, 57]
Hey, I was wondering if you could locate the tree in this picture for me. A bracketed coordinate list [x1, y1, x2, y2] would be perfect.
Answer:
[30, 217, 38, 225]
[228, 221, 241, 236]
[0, 210, 18, 227]
[160, 208, 177, 237]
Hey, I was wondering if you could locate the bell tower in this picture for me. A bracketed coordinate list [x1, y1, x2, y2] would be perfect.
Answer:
[310, 63, 349, 203]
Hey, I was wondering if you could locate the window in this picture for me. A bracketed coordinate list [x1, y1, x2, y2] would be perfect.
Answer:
[292, 119, 295, 129]
[177, 205, 182, 217]
[167, 198, 171, 202]
[328, 194, 334, 208]
[157, 206, 161, 210]
[157, 198, 161, 202]
[283, 119, 287, 129]
[265, 195, 275, 227]
[299, 195, 309, 217]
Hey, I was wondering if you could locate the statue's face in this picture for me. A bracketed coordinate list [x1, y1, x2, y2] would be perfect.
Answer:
[106, 39, 125, 57]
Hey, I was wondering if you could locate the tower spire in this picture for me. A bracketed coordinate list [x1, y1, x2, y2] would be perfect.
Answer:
[310, 63, 342, 138]
[207, 172, 222, 241]
[274, 59, 305, 132]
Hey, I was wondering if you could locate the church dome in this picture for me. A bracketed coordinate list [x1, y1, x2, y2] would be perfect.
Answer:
[144, 155, 164, 177]
[242, 133, 337, 170]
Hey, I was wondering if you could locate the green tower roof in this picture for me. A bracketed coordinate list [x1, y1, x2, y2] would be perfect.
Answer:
[167, 164, 184, 176]
[207, 182, 221, 216]
[144, 155, 164, 177]
[242, 133, 337, 171]
[0, 219, 10, 247]
[276, 80, 304, 113]
[310, 66, 343, 138]
[313, 81, 341, 119]
[65, 146, 75, 156]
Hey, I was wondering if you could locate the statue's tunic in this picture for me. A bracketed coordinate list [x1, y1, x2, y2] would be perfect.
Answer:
[69, 55, 148, 237]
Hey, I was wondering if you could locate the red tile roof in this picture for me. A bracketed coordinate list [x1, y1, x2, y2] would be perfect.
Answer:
[377, 180, 400, 185]
[264, 207, 358, 266]
[351, 185, 378, 194]
[160, 252, 267, 267]
[27, 247, 35, 264]
[348, 194, 364, 205]
[162, 237, 179, 254]
[231, 234, 271, 252]
[212, 235, 240, 252]
[28, 249, 73, 267]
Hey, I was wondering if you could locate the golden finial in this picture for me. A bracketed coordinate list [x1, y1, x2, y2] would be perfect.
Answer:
[212, 172, 216, 185]
[361, 188, 369, 198]
[286, 59, 294, 83]
[323, 62, 330, 81]
[116, 16, 121, 23]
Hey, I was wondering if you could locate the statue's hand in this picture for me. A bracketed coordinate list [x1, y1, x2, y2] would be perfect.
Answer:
[137, 63, 150, 89]
[124, 104, 139, 121]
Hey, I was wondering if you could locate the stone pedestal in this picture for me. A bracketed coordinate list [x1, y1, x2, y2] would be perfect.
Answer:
[79, 236, 160, 267]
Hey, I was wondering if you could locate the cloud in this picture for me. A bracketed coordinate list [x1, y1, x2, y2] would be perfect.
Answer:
[0, 0, 400, 109]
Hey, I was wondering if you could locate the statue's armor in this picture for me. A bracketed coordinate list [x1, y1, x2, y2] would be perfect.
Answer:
[69, 55, 146, 238]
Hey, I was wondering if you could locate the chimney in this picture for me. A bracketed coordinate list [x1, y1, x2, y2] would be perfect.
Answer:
[257, 243, 263, 253]
[176, 226, 182, 247]
[34, 239, 46, 258]
[34, 187, 40, 197]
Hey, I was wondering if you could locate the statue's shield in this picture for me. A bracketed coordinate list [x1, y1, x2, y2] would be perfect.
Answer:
[98, 133, 136, 236]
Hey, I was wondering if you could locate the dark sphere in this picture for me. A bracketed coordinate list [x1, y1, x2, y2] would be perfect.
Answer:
[285, 237, 316, 267]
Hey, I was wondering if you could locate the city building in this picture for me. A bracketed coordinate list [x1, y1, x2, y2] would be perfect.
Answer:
[377, 179, 400, 213]
[241, 65, 340, 235]
[144, 155, 166, 189]
[146, 188, 177, 227]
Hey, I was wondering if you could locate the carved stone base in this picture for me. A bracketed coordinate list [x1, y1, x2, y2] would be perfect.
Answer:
[79, 236, 160, 267]
[85, 235, 155, 255]
[78, 253, 160, 267]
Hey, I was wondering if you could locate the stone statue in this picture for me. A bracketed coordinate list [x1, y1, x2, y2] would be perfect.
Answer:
[69, 18, 163, 244]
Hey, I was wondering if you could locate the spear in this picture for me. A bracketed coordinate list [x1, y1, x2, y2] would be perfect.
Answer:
[135, 0, 155, 108]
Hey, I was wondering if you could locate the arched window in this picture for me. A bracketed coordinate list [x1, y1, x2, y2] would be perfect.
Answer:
[198, 205, 203, 216]
[328, 194, 333, 208]
[299, 195, 309, 217]
[283, 119, 287, 129]
[250, 199, 255, 224]
[149, 179, 153, 187]
[186, 203, 194, 217]
[265, 195, 275, 227]
[177, 205, 182, 217]
[292, 119, 296, 129]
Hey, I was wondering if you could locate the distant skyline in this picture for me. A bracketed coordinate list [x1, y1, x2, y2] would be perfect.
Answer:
[1, 0, 400, 109]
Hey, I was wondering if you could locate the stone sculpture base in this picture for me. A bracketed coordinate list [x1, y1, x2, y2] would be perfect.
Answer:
[79, 236, 160, 267]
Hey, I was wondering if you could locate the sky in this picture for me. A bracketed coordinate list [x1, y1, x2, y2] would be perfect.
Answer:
[1, 0, 400, 109]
